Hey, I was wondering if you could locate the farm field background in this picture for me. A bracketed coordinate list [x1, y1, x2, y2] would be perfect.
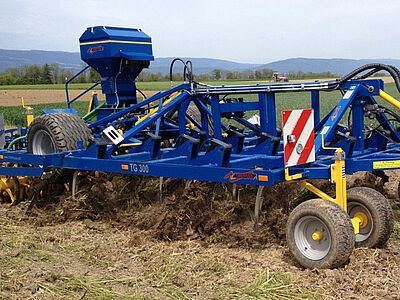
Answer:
[0, 76, 395, 91]
[1, 78, 400, 299]
[1, 78, 400, 127]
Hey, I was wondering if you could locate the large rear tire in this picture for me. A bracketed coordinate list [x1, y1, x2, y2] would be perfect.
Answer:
[27, 113, 92, 183]
[27, 113, 91, 154]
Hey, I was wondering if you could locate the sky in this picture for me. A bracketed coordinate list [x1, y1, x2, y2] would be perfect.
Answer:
[0, 0, 400, 63]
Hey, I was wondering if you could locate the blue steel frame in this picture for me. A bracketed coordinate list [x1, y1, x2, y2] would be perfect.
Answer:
[2, 78, 400, 187]
[65, 65, 103, 108]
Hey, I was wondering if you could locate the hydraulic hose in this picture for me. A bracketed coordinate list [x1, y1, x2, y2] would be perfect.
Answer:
[378, 105, 400, 123]
[169, 58, 194, 86]
[338, 63, 400, 93]
[353, 68, 379, 80]
[7, 135, 26, 151]
[136, 88, 147, 100]
[169, 58, 186, 84]
[183, 60, 193, 82]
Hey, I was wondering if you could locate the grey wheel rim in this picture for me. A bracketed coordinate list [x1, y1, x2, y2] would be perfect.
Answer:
[32, 129, 56, 155]
[294, 216, 332, 260]
[348, 202, 373, 242]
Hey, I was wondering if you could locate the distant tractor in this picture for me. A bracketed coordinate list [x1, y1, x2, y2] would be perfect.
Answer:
[272, 72, 289, 82]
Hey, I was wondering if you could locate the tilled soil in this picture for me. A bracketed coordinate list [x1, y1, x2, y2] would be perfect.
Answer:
[1, 171, 400, 299]
[29, 174, 299, 248]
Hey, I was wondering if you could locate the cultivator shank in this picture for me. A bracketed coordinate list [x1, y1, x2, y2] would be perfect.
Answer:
[1, 26, 399, 268]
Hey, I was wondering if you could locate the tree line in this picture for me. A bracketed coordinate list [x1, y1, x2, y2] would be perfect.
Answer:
[0, 63, 342, 86]
[137, 68, 339, 81]
[0, 64, 101, 85]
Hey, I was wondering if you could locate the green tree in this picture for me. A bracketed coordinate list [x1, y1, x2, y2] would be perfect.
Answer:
[213, 69, 221, 80]
[226, 71, 234, 80]
[49, 63, 60, 84]
[89, 67, 101, 83]
[0, 74, 17, 85]
[23, 65, 41, 84]
[40, 64, 52, 84]
[60, 69, 74, 83]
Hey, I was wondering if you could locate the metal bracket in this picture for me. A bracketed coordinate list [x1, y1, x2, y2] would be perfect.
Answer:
[102, 126, 124, 145]
[285, 167, 303, 181]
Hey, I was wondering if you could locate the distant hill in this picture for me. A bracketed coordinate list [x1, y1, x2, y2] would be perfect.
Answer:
[1, 49, 400, 76]
[148, 57, 262, 74]
[0, 50, 262, 73]
[0, 49, 82, 71]
[261, 58, 400, 75]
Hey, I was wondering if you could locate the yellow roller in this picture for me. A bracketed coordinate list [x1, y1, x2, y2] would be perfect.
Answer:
[0, 176, 17, 204]
[379, 90, 400, 111]
[0, 174, 32, 205]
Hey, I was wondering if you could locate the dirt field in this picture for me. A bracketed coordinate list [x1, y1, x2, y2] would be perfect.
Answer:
[0, 171, 399, 299]
[0, 90, 157, 106]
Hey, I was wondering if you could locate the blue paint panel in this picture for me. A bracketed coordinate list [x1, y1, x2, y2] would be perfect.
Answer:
[43, 109, 79, 115]
[266, 93, 277, 136]
[0, 166, 43, 177]
[315, 84, 360, 154]
[311, 91, 320, 127]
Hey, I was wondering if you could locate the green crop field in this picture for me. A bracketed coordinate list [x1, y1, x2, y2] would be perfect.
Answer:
[0, 80, 279, 91]
[1, 102, 90, 127]
[1, 81, 400, 128]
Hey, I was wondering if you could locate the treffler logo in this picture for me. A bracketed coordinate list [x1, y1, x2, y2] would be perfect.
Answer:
[224, 171, 257, 182]
[88, 45, 103, 54]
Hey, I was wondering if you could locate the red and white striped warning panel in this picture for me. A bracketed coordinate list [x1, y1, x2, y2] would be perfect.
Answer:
[282, 109, 315, 167]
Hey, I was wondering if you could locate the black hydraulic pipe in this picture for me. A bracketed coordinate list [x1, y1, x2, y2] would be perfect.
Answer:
[338, 63, 400, 93]
[183, 60, 193, 82]
[169, 58, 193, 84]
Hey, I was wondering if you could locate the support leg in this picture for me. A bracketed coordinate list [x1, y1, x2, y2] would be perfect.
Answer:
[23, 179, 48, 214]
[232, 184, 238, 202]
[159, 177, 164, 205]
[254, 186, 265, 229]
[72, 171, 79, 199]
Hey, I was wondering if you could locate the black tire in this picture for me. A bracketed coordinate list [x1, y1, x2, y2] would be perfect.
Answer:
[287, 199, 355, 269]
[26, 113, 92, 183]
[347, 187, 394, 248]
[27, 113, 91, 154]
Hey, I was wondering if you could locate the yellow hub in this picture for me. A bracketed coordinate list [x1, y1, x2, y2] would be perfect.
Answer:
[312, 230, 324, 241]
[354, 211, 368, 229]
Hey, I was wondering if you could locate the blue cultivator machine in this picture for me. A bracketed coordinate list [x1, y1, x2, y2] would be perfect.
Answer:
[1, 26, 400, 268]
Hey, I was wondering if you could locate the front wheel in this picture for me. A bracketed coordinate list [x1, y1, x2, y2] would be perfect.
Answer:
[287, 198, 355, 269]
